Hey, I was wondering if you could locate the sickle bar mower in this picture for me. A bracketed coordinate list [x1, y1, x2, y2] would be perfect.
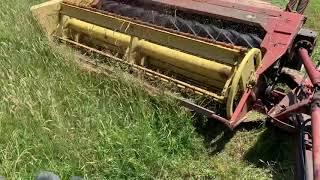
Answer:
[31, 0, 318, 179]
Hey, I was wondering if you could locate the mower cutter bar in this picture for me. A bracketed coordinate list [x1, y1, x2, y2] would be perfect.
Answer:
[57, 35, 233, 127]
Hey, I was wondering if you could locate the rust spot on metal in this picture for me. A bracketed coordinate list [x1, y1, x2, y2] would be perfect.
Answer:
[91, 0, 102, 8]
[63, 0, 96, 7]
[219, 67, 232, 79]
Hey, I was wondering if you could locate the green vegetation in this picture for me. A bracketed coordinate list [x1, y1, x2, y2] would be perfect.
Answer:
[0, 0, 318, 179]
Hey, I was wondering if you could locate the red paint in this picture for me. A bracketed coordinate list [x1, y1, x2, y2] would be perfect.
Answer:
[144, 1, 305, 126]
[257, 11, 305, 75]
[142, 0, 282, 19]
[299, 48, 320, 180]
[312, 108, 320, 180]
[146, 2, 317, 178]
[230, 89, 252, 128]
[232, 11, 304, 125]
[299, 48, 320, 85]
[61, 0, 319, 178]
[271, 98, 310, 121]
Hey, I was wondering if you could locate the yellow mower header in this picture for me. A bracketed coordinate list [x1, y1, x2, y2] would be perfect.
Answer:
[31, 0, 261, 118]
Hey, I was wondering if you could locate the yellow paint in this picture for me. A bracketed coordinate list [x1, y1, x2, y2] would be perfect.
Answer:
[226, 48, 261, 118]
[30, 0, 263, 118]
[66, 18, 131, 48]
[65, 18, 233, 84]
[30, 0, 63, 36]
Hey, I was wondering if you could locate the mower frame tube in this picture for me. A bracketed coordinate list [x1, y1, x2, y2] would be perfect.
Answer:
[299, 48, 320, 85]
[299, 48, 320, 180]
[312, 105, 320, 180]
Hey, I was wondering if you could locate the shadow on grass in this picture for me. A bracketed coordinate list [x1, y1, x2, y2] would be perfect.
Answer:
[244, 125, 295, 180]
[193, 115, 266, 155]
[193, 115, 234, 155]
[193, 117, 295, 179]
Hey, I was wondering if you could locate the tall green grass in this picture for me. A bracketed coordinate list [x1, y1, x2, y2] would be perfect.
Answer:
[0, 0, 318, 179]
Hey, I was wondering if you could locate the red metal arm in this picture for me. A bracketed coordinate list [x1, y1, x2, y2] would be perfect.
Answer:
[299, 48, 320, 180]
[299, 48, 320, 85]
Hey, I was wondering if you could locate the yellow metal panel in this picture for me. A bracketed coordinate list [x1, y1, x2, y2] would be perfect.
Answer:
[66, 18, 131, 48]
[30, 0, 63, 36]
[148, 59, 226, 90]
[60, 3, 245, 65]
[138, 40, 232, 82]
[65, 18, 233, 84]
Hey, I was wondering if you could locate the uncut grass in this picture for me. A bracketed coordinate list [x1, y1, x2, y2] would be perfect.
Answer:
[0, 2, 209, 178]
[0, 0, 318, 179]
